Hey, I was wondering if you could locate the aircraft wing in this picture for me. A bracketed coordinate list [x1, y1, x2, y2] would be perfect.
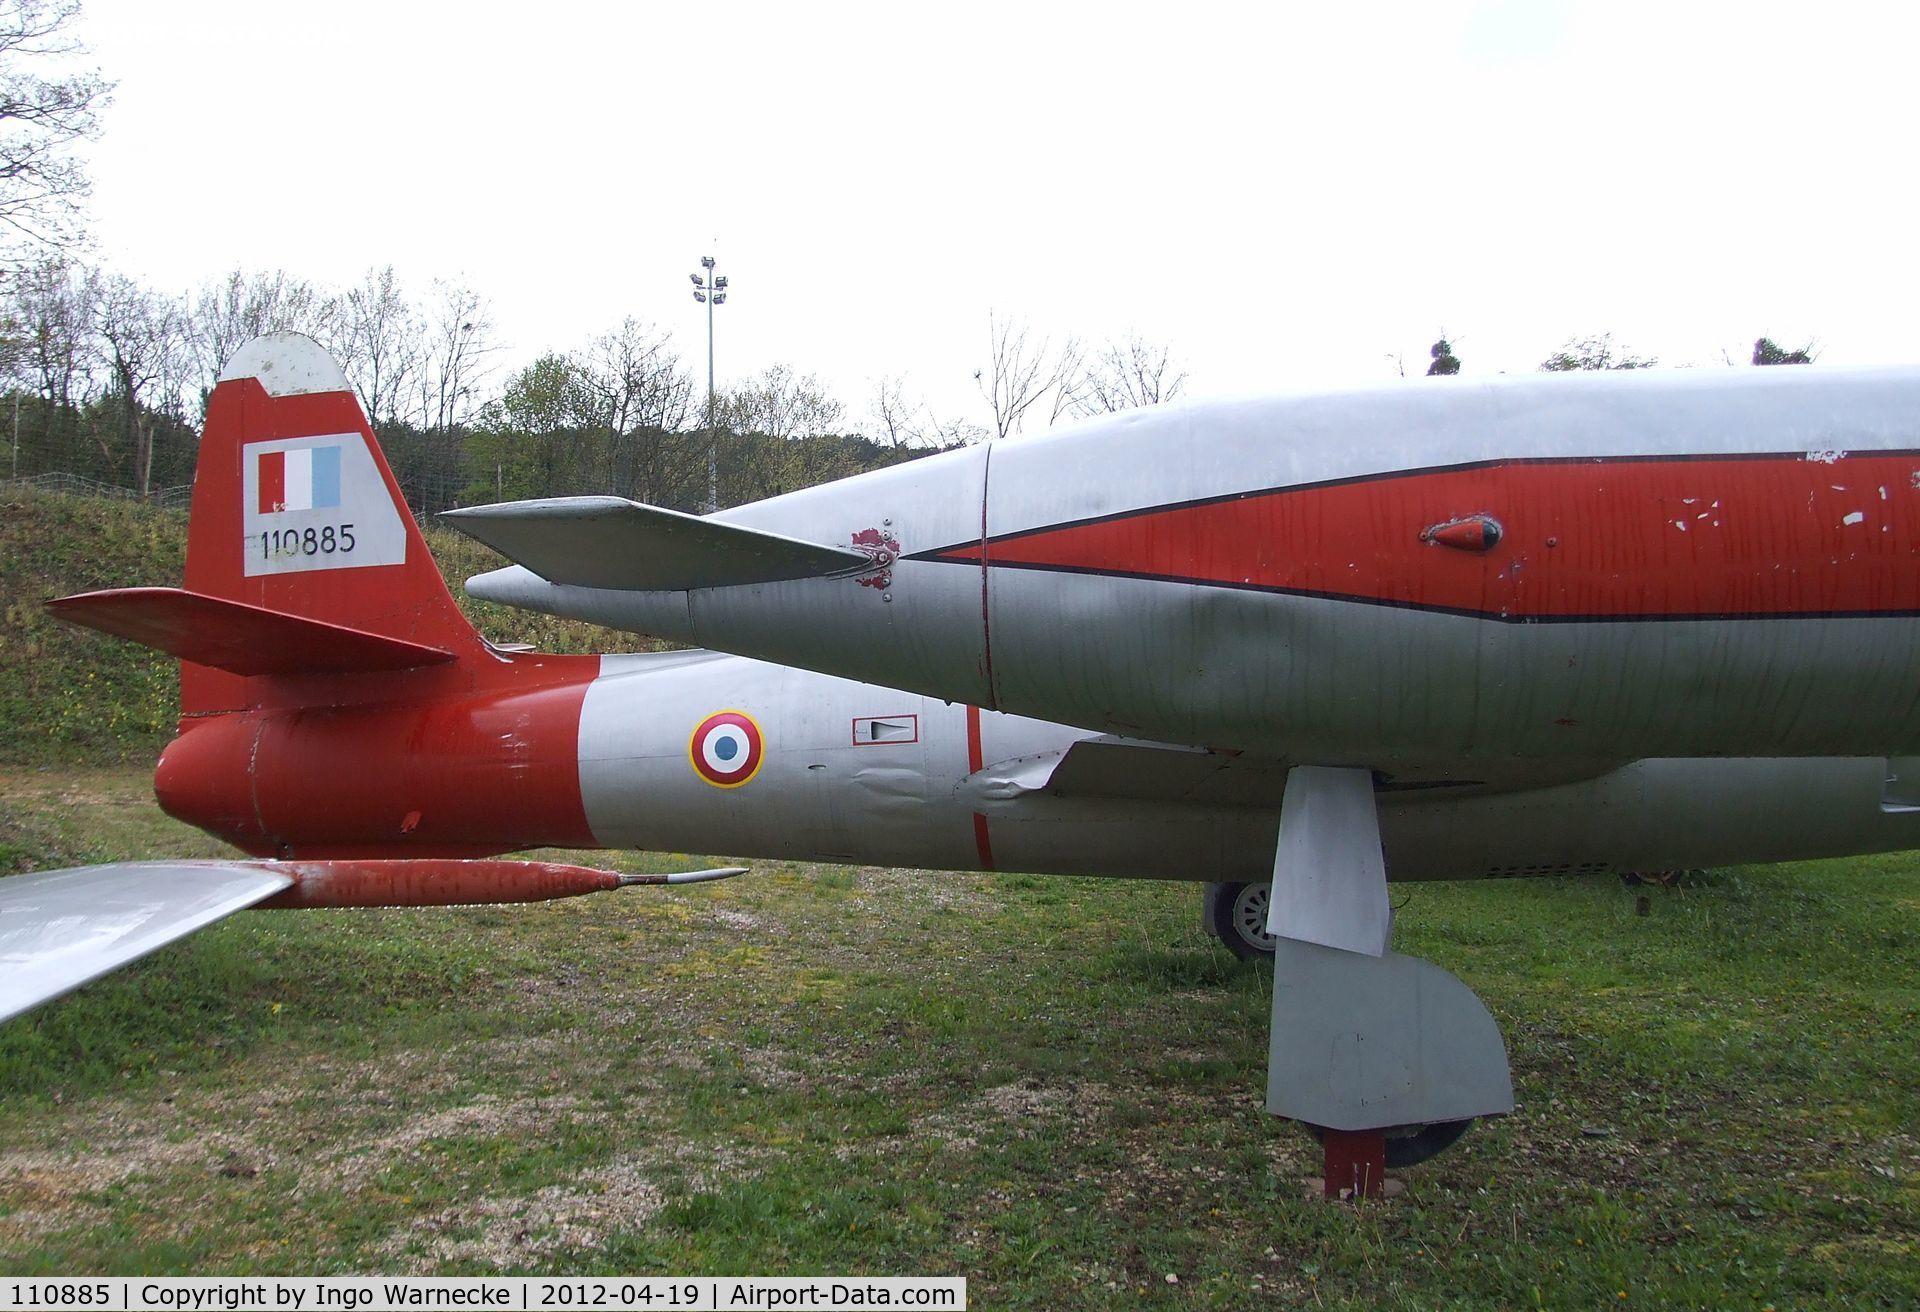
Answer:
[1037, 736, 1617, 803]
[0, 862, 294, 1023]
[1, 857, 753, 1025]
[441, 497, 872, 591]
[1041, 736, 1282, 804]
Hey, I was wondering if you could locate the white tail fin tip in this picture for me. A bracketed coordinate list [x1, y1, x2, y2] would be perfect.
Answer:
[217, 332, 352, 397]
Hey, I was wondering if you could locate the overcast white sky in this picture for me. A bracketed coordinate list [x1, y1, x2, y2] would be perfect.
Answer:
[70, 0, 1920, 430]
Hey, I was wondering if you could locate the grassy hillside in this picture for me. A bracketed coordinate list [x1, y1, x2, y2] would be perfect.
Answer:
[0, 487, 632, 765]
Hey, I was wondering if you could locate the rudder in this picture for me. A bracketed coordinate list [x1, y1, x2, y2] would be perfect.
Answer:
[179, 333, 486, 712]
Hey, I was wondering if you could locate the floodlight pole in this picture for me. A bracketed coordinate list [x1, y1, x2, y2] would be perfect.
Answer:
[691, 255, 728, 514]
[704, 259, 715, 512]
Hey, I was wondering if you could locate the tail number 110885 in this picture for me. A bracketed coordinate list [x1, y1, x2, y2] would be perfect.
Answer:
[257, 523, 357, 561]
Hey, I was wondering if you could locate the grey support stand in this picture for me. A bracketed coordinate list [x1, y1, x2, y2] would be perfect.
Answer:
[1264, 766, 1515, 1195]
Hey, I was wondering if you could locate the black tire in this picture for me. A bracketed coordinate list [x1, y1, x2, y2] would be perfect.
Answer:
[1206, 880, 1278, 960]
[1305, 1118, 1476, 1168]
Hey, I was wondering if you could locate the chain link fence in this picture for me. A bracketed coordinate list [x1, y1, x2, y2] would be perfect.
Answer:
[1, 471, 195, 510]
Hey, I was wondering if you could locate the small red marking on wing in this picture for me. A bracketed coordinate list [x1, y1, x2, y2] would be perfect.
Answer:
[850, 527, 900, 590]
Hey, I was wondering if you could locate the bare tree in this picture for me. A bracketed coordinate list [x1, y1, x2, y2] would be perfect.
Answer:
[718, 364, 850, 502]
[1539, 333, 1655, 372]
[416, 279, 499, 431]
[923, 411, 989, 447]
[1045, 335, 1086, 426]
[1072, 334, 1187, 416]
[91, 269, 184, 496]
[188, 268, 342, 399]
[182, 275, 236, 392]
[867, 374, 918, 449]
[0, 0, 111, 254]
[339, 264, 422, 428]
[722, 362, 843, 440]
[4, 253, 92, 470]
[578, 317, 695, 501]
[975, 312, 1078, 440]
[8, 252, 91, 404]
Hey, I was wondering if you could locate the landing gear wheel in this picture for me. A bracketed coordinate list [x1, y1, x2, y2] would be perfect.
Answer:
[1206, 880, 1278, 960]
[1306, 1118, 1475, 1168]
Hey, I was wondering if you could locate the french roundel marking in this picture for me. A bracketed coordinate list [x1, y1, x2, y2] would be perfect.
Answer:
[689, 710, 765, 789]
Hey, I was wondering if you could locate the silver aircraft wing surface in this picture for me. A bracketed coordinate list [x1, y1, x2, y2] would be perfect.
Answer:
[0, 862, 295, 1023]
[440, 497, 872, 591]
[1039, 736, 1622, 803]
[1039, 735, 1271, 802]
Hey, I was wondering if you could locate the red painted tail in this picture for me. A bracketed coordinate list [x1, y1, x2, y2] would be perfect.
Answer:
[179, 334, 489, 714]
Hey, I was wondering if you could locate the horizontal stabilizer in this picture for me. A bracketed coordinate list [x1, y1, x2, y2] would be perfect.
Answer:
[440, 496, 872, 591]
[47, 587, 458, 676]
[0, 861, 295, 1023]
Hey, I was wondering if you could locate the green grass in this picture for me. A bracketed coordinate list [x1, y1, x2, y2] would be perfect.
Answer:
[0, 490, 187, 763]
[0, 770, 1914, 1306]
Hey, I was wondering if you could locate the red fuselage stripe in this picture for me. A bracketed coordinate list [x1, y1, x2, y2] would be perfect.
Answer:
[972, 814, 995, 873]
[966, 703, 995, 871]
[978, 444, 997, 706]
[931, 453, 1920, 622]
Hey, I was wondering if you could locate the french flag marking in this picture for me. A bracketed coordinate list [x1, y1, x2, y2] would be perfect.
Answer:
[257, 445, 343, 514]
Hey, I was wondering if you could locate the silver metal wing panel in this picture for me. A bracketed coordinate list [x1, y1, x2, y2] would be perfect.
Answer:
[0, 862, 295, 1023]
[442, 496, 872, 591]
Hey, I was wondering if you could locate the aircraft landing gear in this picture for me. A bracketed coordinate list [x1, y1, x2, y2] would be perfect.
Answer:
[1264, 767, 1515, 1194]
[1202, 880, 1278, 959]
[1302, 1121, 1475, 1198]
[1306, 1117, 1475, 1168]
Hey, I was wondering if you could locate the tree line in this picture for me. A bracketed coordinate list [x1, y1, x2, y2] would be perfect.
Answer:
[1422, 331, 1818, 376]
[0, 256, 1209, 514]
[0, 261, 508, 503]
[0, 259, 1824, 520]
[0, 260, 955, 513]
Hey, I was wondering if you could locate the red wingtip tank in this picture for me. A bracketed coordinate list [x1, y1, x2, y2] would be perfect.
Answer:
[251, 859, 746, 909]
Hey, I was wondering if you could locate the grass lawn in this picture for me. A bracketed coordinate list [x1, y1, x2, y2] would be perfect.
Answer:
[0, 767, 1915, 1308]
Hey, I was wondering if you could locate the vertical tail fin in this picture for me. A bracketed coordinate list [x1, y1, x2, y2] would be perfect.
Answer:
[180, 333, 486, 712]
